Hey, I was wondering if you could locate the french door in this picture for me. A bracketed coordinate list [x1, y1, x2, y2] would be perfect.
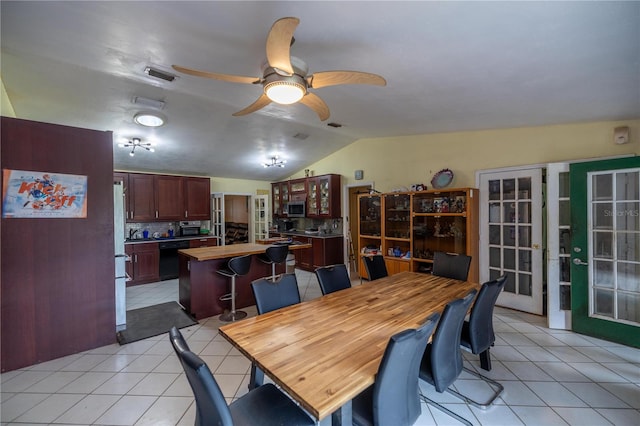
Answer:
[570, 157, 640, 347]
[479, 168, 543, 314]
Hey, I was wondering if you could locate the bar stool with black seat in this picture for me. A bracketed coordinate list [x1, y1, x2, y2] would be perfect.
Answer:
[216, 253, 253, 322]
[257, 244, 289, 282]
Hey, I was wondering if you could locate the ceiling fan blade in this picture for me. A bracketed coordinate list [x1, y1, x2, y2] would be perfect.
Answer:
[172, 65, 260, 84]
[266, 17, 299, 75]
[232, 93, 272, 116]
[308, 71, 387, 89]
[299, 93, 330, 121]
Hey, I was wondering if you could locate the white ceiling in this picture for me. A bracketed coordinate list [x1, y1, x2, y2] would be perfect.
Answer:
[2, 1, 639, 181]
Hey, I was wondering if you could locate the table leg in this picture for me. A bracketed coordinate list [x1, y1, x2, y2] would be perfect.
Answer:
[330, 400, 352, 426]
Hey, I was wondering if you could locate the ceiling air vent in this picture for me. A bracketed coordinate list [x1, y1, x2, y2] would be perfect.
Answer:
[144, 66, 176, 82]
[327, 122, 342, 128]
[132, 96, 166, 110]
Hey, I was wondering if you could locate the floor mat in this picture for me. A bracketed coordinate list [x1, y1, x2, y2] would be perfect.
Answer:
[117, 301, 198, 345]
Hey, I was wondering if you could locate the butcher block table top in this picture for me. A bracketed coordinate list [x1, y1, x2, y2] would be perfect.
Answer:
[218, 271, 479, 422]
[178, 242, 311, 261]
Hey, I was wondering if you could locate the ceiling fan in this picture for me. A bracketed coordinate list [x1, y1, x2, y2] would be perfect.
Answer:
[172, 17, 386, 121]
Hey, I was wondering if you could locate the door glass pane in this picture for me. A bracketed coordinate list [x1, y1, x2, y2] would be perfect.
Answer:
[519, 273, 532, 296]
[504, 271, 516, 293]
[616, 202, 640, 230]
[503, 226, 515, 246]
[616, 171, 639, 199]
[519, 250, 531, 271]
[503, 179, 516, 200]
[518, 177, 531, 199]
[593, 203, 613, 229]
[518, 202, 531, 223]
[489, 203, 501, 222]
[489, 268, 501, 281]
[593, 174, 613, 200]
[593, 232, 613, 259]
[617, 232, 639, 261]
[618, 262, 640, 292]
[559, 229, 571, 254]
[618, 293, 640, 323]
[593, 260, 614, 288]
[489, 180, 501, 200]
[504, 203, 516, 223]
[518, 226, 531, 247]
[559, 172, 570, 197]
[594, 289, 614, 317]
[504, 248, 515, 269]
[489, 225, 501, 244]
[559, 200, 570, 226]
[489, 247, 501, 268]
[560, 257, 571, 282]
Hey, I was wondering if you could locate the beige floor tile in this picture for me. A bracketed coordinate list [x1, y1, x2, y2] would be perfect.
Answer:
[14, 393, 84, 423]
[54, 394, 120, 424]
[94, 395, 157, 426]
[133, 396, 192, 426]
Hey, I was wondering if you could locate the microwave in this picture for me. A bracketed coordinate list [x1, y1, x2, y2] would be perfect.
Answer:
[180, 225, 200, 236]
[286, 201, 306, 217]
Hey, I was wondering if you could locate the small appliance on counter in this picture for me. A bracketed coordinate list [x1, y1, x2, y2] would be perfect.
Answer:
[180, 225, 200, 236]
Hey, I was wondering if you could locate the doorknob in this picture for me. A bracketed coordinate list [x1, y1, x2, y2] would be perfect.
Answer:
[573, 258, 588, 266]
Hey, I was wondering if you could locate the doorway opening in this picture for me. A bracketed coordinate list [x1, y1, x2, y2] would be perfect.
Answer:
[344, 183, 374, 278]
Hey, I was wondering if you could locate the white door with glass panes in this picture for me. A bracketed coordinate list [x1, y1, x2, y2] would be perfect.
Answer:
[211, 193, 225, 245]
[479, 168, 543, 314]
[252, 195, 269, 243]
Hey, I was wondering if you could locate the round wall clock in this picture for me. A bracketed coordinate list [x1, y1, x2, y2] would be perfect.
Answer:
[431, 168, 454, 189]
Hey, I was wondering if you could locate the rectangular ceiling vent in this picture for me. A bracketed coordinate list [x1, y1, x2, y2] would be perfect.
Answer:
[144, 66, 176, 82]
[132, 96, 166, 110]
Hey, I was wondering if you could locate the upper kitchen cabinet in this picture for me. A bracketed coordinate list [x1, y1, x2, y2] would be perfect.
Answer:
[289, 178, 308, 201]
[119, 172, 210, 222]
[272, 181, 289, 217]
[307, 174, 341, 218]
[184, 177, 211, 220]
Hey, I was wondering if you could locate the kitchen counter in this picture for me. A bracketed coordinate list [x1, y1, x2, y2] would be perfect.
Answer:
[125, 235, 218, 244]
[271, 230, 343, 239]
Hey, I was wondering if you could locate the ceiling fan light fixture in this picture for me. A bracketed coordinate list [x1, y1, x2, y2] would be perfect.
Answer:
[264, 80, 306, 104]
[263, 156, 286, 168]
[119, 137, 155, 156]
[134, 112, 165, 127]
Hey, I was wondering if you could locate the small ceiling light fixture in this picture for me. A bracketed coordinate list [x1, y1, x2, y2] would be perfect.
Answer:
[263, 156, 286, 168]
[134, 112, 165, 127]
[118, 138, 155, 157]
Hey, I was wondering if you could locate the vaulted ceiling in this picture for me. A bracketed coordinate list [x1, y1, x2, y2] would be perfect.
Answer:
[2, 1, 638, 181]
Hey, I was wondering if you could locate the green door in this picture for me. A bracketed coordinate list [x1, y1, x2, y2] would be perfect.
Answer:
[570, 157, 640, 348]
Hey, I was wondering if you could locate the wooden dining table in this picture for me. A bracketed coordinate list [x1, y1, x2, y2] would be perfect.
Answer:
[218, 271, 479, 425]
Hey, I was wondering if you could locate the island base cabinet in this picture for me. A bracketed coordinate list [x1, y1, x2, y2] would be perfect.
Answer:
[179, 254, 283, 319]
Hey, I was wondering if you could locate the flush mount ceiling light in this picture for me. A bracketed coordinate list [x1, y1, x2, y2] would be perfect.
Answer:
[263, 156, 286, 168]
[118, 138, 155, 157]
[134, 112, 165, 127]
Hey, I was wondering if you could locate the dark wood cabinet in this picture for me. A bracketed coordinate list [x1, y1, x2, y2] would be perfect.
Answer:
[291, 235, 314, 270]
[117, 173, 210, 222]
[272, 181, 290, 217]
[125, 242, 159, 285]
[184, 177, 211, 220]
[128, 173, 156, 221]
[156, 175, 184, 221]
[312, 237, 344, 269]
[272, 174, 341, 218]
[189, 237, 218, 248]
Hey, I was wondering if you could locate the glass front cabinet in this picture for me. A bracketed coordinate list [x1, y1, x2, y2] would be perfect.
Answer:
[356, 188, 479, 281]
[357, 194, 382, 280]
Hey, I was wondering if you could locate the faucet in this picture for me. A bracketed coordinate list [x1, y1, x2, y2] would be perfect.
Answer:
[129, 229, 138, 240]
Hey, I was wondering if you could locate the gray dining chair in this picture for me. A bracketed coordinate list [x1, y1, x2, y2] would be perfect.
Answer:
[169, 327, 314, 426]
[418, 289, 477, 426]
[248, 273, 302, 389]
[315, 263, 352, 295]
[432, 251, 472, 281]
[362, 255, 388, 281]
[453, 274, 508, 408]
[352, 312, 440, 426]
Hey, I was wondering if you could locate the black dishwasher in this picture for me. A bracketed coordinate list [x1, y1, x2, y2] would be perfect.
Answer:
[158, 240, 191, 280]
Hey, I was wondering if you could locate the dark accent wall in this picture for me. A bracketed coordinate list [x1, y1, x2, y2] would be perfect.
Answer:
[1, 117, 116, 372]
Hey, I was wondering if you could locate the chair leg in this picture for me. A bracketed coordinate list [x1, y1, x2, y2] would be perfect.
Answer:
[445, 366, 504, 409]
[479, 348, 491, 371]
[272, 263, 276, 282]
[219, 276, 247, 322]
[419, 392, 472, 426]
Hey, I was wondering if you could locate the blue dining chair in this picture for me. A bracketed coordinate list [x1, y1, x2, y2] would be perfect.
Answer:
[315, 263, 352, 295]
[432, 251, 472, 281]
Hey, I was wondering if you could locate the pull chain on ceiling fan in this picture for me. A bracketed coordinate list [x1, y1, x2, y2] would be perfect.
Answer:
[172, 17, 386, 121]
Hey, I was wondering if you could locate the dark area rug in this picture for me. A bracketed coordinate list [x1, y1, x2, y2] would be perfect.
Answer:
[117, 301, 198, 345]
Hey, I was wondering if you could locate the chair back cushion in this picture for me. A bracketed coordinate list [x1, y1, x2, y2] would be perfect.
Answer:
[228, 254, 253, 276]
[179, 349, 233, 426]
[169, 326, 191, 357]
[372, 312, 440, 426]
[265, 245, 290, 264]
[420, 289, 477, 392]
[315, 264, 352, 295]
[363, 255, 389, 281]
[251, 273, 301, 314]
[432, 252, 472, 281]
[466, 275, 507, 353]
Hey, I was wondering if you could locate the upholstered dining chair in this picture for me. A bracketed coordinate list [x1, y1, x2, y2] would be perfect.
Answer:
[169, 327, 314, 426]
[431, 251, 472, 281]
[257, 244, 290, 282]
[362, 255, 388, 281]
[352, 312, 440, 426]
[248, 273, 302, 389]
[315, 263, 352, 295]
[418, 289, 477, 426]
[452, 274, 508, 408]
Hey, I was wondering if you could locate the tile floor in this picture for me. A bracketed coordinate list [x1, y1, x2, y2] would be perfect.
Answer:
[1, 270, 639, 425]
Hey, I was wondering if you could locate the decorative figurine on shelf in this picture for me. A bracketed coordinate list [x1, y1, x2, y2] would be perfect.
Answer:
[433, 220, 442, 237]
[440, 199, 449, 213]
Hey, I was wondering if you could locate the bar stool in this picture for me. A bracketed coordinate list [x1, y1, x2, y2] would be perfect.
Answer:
[217, 254, 253, 322]
[257, 244, 290, 282]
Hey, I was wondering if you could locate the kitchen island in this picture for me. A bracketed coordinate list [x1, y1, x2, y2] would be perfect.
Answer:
[178, 242, 310, 319]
